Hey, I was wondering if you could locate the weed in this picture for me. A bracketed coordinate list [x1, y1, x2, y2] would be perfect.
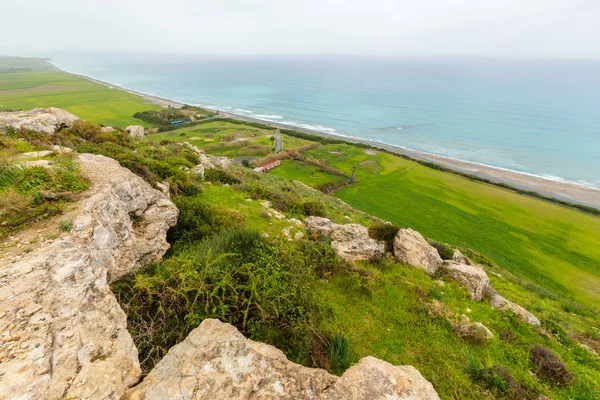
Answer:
[329, 332, 350, 375]
[530, 345, 574, 385]
[59, 219, 73, 232]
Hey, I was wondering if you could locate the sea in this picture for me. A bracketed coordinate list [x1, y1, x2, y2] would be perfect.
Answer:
[48, 53, 600, 189]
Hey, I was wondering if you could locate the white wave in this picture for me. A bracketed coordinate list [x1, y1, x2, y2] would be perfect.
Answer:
[224, 106, 232, 110]
[255, 114, 283, 120]
[235, 108, 254, 114]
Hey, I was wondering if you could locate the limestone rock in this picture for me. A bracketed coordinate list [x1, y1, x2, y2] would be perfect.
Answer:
[486, 287, 541, 326]
[452, 249, 472, 265]
[156, 181, 171, 198]
[304, 216, 340, 236]
[100, 126, 115, 133]
[470, 322, 494, 339]
[331, 224, 385, 262]
[124, 319, 439, 400]
[125, 125, 145, 138]
[442, 261, 490, 301]
[191, 164, 205, 179]
[0, 107, 78, 134]
[393, 228, 443, 276]
[0, 153, 178, 400]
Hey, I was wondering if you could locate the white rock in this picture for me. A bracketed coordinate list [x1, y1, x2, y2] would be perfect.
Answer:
[124, 125, 145, 138]
[393, 229, 443, 276]
[486, 287, 540, 326]
[304, 216, 340, 237]
[452, 249, 472, 265]
[0, 107, 78, 134]
[124, 319, 440, 400]
[442, 261, 490, 301]
[0, 153, 178, 399]
[330, 224, 385, 262]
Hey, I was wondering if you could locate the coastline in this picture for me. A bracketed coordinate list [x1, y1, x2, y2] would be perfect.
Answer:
[52, 62, 600, 209]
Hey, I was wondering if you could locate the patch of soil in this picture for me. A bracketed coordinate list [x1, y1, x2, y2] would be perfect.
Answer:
[0, 84, 76, 95]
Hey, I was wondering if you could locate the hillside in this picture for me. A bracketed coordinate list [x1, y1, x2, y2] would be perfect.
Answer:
[1, 108, 599, 399]
[1, 57, 599, 398]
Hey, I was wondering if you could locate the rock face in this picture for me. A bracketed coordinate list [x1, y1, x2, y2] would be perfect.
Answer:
[442, 261, 490, 301]
[125, 125, 145, 137]
[0, 153, 178, 400]
[330, 224, 385, 262]
[0, 107, 78, 134]
[304, 217, 384, 262]
[486, 287, 541, 326]
[393, 228, 443, 276]
[452, 249, 472, 265]
[124, 319, 440, 400]
[304, 216, 340, 236]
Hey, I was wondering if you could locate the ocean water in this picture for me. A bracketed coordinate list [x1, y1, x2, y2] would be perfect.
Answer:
[49, 53, 600, 188]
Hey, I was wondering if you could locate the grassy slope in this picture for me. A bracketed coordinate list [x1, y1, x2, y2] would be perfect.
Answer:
[198, 176, 600, 400]
[267, 159, 345, 188]
[289, 143, 600, 308]
[0, 71, 158, 127]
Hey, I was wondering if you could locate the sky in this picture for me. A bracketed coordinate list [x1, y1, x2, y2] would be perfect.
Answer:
[1, 0, 599, 58]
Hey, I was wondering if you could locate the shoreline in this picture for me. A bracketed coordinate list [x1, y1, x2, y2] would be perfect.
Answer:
[51, 62, 600, 209]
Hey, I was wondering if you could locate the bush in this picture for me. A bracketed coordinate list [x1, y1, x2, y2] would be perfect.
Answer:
[204, 168, 240, 185]
[530, 345, 574, 385]
[302, 201, 326, 217]
[369, 223, 400, 252]
[113, 229, 316, 374]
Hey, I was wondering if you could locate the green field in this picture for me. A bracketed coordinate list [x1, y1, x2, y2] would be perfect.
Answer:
[0, 69, 158, 127]
[268, 159, 345, 188]
[287, 143, 600, 308]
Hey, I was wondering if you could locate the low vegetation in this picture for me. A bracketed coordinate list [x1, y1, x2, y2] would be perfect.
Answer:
[2, 60, 599, 399]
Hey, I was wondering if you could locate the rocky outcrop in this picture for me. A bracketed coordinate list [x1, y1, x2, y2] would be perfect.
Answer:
[486, 287, 541, 326]
[124, 319, 440, 400]
[442, 261, 490, 301]
[305, 216, 340, 236]
[0, 107, 78, 134]
[393, 228, 443, 276]
[0, 153, 178, 399]
[125, 125, 145, 138]
[331, 224, 385, 262]
[304, 217, 385, 262]
[452, 249, 472, 265]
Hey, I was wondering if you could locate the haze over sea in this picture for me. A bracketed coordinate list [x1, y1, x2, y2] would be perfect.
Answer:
[50, 53, 600, 188]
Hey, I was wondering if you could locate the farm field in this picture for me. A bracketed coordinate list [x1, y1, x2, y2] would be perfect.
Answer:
[0, 69, 158, 127]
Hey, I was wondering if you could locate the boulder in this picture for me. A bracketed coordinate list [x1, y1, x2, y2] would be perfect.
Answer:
[0, 153, 178, 399]
[470, 322, 494, 339]
[442, 261, 489, 301]
[393, 228, 443, 276]
[452, 249, 472, 265]
[191, 164, 205, 179]
[0, 107, 78, 134]
[124, 319, 440, 400]
[486, 287, 541, 326]
[331, 224, 385, 262]
[304, 216, 340, 236]
[125, 125, 145, 138]
[100, 126, 115, 133]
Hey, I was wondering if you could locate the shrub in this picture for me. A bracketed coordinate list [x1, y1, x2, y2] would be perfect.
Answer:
[204, 168, 240, 185]
[302, 201, 326, 217]
[530, 345, 574, 385]
[369, 223, 400, 252]
[113, 229, 316, 374]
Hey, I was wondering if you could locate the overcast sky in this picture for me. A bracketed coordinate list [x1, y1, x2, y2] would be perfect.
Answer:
[1, 0, 599, 58]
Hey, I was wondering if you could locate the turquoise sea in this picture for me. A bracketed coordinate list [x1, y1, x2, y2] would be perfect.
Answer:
[49, 53, 600, 188]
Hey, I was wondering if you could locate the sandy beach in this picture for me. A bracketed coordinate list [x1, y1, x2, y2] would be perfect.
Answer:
[67, 69, 600, 209]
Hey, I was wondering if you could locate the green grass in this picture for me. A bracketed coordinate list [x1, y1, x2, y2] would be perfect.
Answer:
[0, 71, 159, 127]
[269, 160, 345, 188]
[277, 143, 600, 309]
